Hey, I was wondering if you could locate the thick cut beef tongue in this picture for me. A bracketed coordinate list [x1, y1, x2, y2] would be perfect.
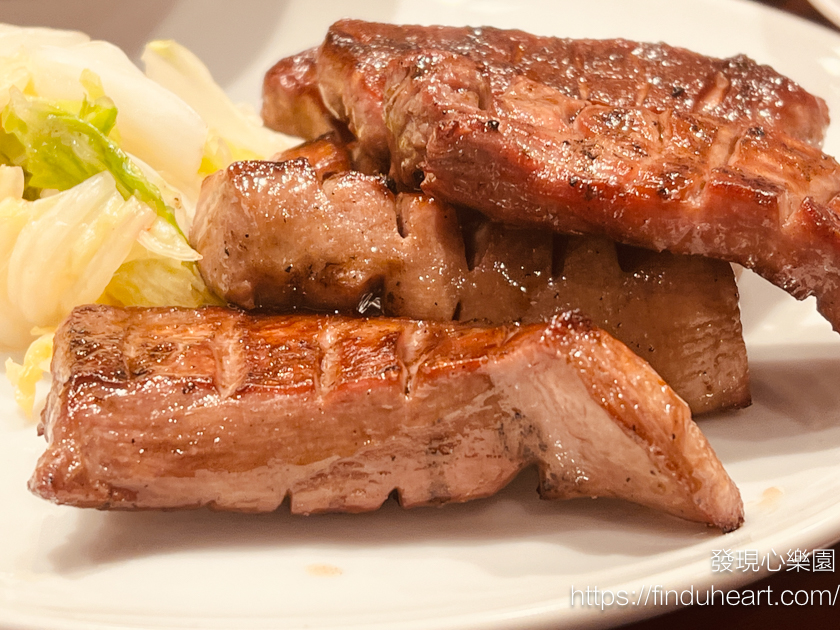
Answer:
[262, 21, 840, 330]
[193, 156, 749, 415]
[383, 50, 840, 333]
[262, 19, 828, 154]
[31, 305, 743, 531]
[262, 47, 344, 141]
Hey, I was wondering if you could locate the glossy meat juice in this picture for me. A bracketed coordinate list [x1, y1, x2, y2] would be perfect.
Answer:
[31, 305, 743, 531]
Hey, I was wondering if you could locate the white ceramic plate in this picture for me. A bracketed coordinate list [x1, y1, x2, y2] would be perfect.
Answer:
[3, 0, 840, 628]
[810, 0, 840, 28]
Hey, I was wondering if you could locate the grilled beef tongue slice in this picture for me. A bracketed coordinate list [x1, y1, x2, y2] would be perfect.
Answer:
[383, 50, 840, 334]
[30, 305, 743, 532]
[192, 157, 749, 415]
[261, 20, 827, 159]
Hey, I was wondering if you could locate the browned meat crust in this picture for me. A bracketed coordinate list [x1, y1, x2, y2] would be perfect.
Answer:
[271, 131, 384, 177]
[460, 223, 750, 414]
[30, 305, 744, 531]
[382, 51, 840, 333]
[290, 19, 828, 164]
[262, 47, 343, 140]
[193, 158, 749, 414]
[191, 159, 466, 320]
[270, 132, 352, 180]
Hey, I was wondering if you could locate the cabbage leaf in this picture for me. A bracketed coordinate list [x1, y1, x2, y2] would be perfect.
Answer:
[0, 87, 181, 231]
[27, 38, 207, 201]
[5, 329, 53, 416]
[102, 249, 221, 309]
[4, 171, 156, 329]
[142, 39, 296, 168]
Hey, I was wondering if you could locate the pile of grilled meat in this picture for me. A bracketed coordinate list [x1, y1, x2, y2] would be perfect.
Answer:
[30, 20, 840, 532]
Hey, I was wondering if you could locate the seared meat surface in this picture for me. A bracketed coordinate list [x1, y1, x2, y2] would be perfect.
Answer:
[460, 222, 749, 414]
[194, 158, 749, 414]
[260, 21, 840, 329]
[383, 51, 840, 332]
[263, 20, 828, 161]
[262, 47, 342, 140]
[30, 305, 744, 531]
[191, 159, 466, 320]
[270, 132, 352, 180]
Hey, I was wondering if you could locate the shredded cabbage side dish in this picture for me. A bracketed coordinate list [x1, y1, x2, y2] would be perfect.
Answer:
[0, 25, 296, 415]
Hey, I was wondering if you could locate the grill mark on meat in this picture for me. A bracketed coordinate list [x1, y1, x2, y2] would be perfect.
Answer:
[192, 159, 467, 321]
[696, 71, 730, 114]
[296, 20, 828, 165]
[194, 155, 749, 414]
[490, 75, 745, 216]
[212, 315, 246, 398]
[31, 305, 743, 530]
[550, 233, 567, 277]
[394, 197, 409, 238]
[382, 51, 840, 331]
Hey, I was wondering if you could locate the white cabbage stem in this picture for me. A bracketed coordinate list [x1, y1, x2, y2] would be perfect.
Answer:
[6, 172, 155, 331]
[142, 39, 297, 160]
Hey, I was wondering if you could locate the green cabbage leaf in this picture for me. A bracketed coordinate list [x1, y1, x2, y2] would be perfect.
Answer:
[0, 85, 180, 231]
